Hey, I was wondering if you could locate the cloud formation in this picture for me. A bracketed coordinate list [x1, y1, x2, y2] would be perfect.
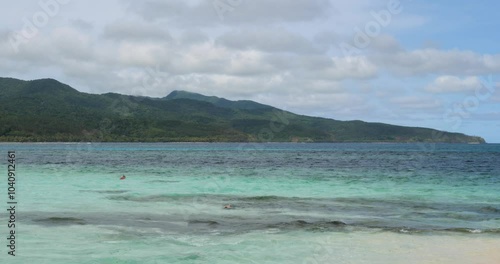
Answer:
[371, 49, 500, 76]
[123, 0, 332, 25]
[426, 76, 482, 93]
[1, 0, 499, 141]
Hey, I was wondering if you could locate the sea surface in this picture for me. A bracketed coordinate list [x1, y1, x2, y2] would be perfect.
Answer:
[0, 143, 499, 263]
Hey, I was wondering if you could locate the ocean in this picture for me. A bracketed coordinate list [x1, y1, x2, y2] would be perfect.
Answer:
[0, 143, 499, 263]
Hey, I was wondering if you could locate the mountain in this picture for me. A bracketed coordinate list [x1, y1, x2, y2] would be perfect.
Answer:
[165, 90, 270, 110]
[0, 77, 486, 143]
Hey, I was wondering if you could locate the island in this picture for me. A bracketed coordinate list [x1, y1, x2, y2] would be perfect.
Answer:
[0, 77, 486, 143]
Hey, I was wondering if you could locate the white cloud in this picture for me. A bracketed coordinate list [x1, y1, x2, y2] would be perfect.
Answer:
[390, 96, 442, 110]
[318, 56, 378, 80]
[103, 20, 173, 42]
[216, 28, 319, 54]
[117, 42, 170, 67]
[255, 90, 370, 119]
[370, 34, 402, 53]
[225, 50, 277, 76]
[425, 76, 482, 93]
[374, 49, 500, 76]
[169, 42, 228, 75]
[71, 19, 94, 31]
[178, 29, 209, 45]
[123, 0, 331, 26]
[52, 27, 93, 59]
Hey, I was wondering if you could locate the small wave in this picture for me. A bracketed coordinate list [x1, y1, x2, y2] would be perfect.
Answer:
[481, 228, 500, 234]
[80, 190, 129, 194]
[391, 227, 422, 234]
[147, 180, 180, 183]
[188, 220, 219, 226]
[267, 220, 347, 230]
[479, 206, 500, 213]
[106, 193, 226, 204]
[327, 220, 348, 226]
[239, 195, 282, 201]
[179, 254, 202, 261]
[33, 217, 86, 226]
[442, 228, 500, 234]
[381, 226, 500, 234]
[107, 194, 198, 202]
[443, 228, 482, 233]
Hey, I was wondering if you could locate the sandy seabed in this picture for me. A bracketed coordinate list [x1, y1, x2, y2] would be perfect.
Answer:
[301, 231, 500, 264]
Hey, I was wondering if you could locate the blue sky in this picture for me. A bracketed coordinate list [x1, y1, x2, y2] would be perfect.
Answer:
[1, 0, 499, 142]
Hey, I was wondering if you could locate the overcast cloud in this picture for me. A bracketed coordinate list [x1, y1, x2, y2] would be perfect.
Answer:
[1, 0, 499, 142]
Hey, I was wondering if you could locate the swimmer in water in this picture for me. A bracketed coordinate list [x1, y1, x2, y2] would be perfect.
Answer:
[120, 175, 126, 180]
[223, 204, 232, 209]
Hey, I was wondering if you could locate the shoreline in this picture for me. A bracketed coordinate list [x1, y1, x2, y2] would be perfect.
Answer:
[0, 141, 493, 144]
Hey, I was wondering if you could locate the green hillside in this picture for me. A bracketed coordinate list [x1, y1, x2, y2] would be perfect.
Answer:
[0, 77, 486, 143]
[165, 90, 270, 110]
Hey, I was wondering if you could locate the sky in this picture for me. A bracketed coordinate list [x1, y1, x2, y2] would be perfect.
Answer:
[1, 0, 499, 142]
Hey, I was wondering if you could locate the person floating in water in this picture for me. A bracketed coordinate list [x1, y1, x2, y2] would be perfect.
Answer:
[223, 204, 232, 209]
[120, 175, 126, 180]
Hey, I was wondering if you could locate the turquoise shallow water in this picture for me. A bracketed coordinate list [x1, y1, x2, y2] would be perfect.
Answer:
[0, 143, 499, 263]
